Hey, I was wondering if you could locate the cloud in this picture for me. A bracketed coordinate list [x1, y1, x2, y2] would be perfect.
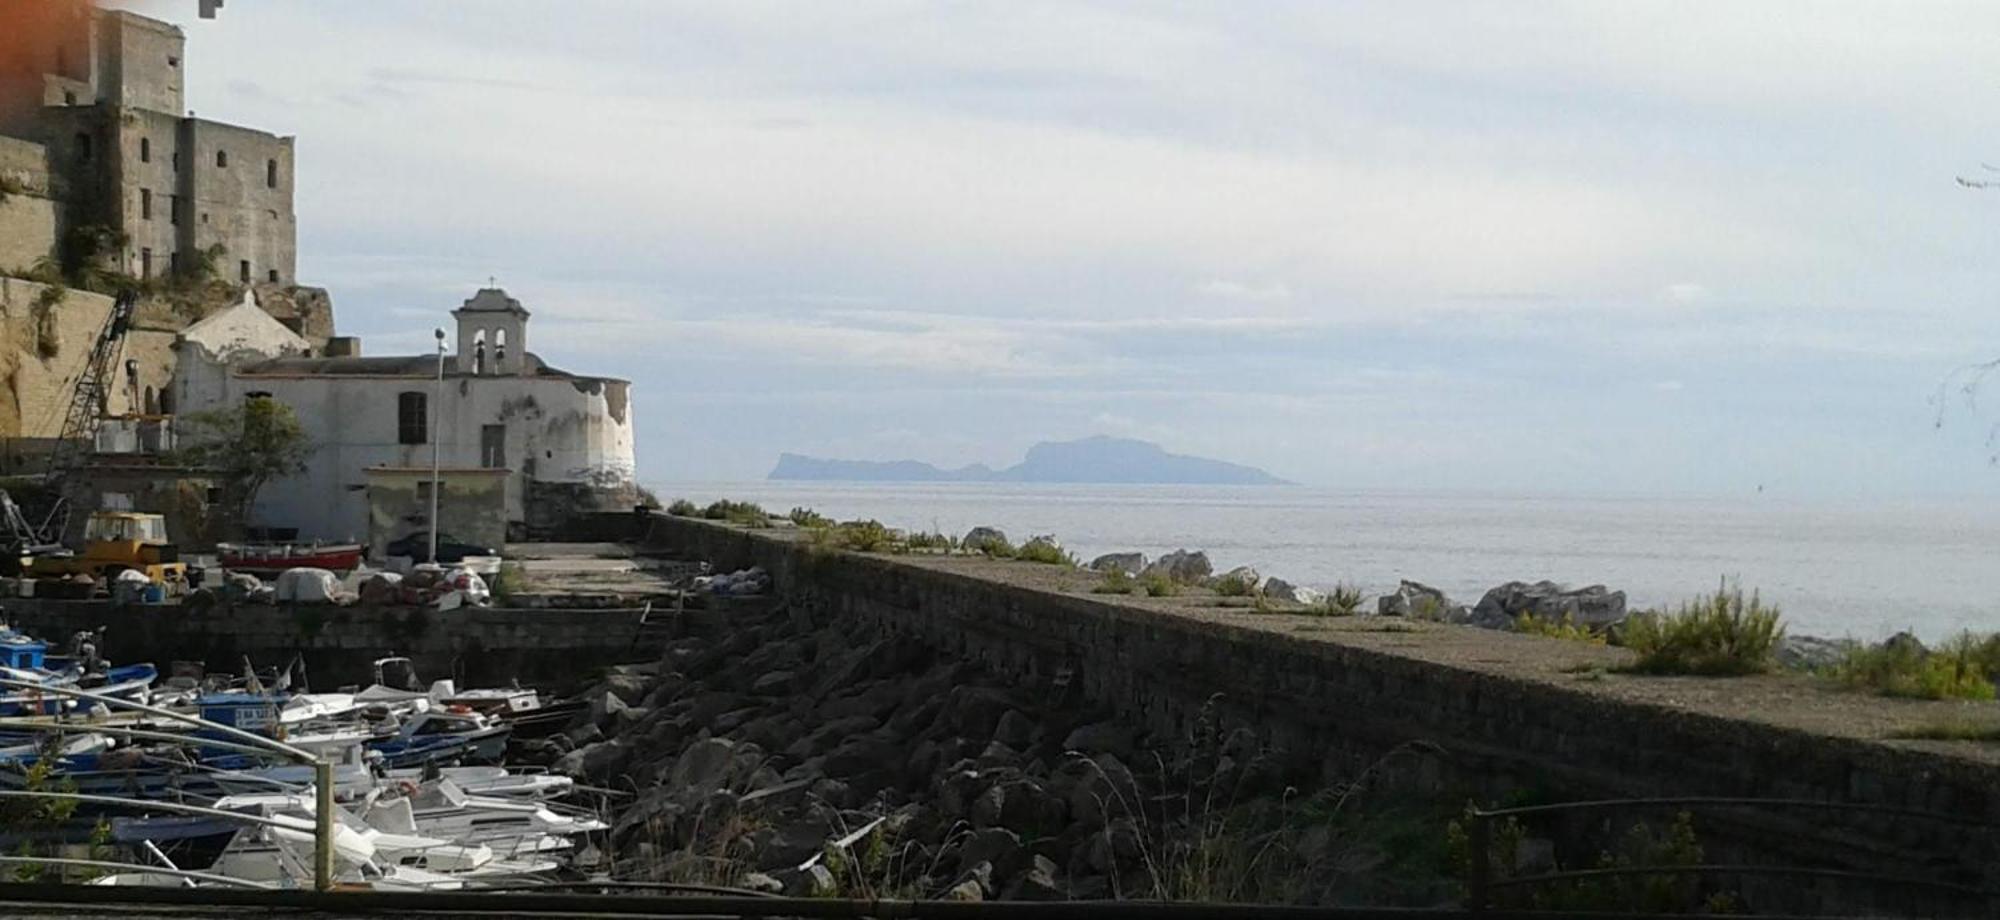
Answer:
[1197, 280, 1293, 303]
[1658, 283, 1711, 306]
[124, 0, 2000, 492]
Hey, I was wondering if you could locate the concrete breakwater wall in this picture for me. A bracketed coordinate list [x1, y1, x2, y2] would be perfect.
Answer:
[614, 511, 2000, 901]
[2, 598, 655, 690]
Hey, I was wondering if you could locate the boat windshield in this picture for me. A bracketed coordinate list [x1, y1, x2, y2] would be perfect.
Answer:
[86, 515, 166, 543]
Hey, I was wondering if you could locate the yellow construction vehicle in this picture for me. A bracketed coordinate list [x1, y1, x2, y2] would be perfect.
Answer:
[29, 510, 187, 586]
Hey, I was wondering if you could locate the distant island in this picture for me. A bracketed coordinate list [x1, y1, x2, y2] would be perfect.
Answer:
[768, 435, 1291, 485]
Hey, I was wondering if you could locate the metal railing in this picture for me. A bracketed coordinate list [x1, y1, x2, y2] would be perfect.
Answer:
[0, 676, 338, 890]
[1464, 796, 2000, 912]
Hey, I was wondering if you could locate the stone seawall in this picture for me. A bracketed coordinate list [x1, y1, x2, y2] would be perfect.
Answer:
[3, 598, 655, 690]
[613, 511, 2000, 900]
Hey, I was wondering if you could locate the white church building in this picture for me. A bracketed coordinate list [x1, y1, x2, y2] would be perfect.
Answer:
[172, 287, 638, 543]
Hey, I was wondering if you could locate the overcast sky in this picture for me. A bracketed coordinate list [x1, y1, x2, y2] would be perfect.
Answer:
[110, 1, 2000, 495]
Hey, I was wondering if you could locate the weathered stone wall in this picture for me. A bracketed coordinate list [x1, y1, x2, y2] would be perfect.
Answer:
[619, 511, 2000, 900]
[365, 468, 509, 560]
[0, 279, 180, 442]
[2, 597, 654, 691]
[0, 135, 58, 269]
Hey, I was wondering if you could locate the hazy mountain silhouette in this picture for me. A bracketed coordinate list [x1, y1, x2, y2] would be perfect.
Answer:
[768, 435, 1290, 485]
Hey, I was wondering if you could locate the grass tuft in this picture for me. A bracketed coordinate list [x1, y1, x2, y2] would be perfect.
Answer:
[702, 499, 771, 527]
[1835, 632, 2000, 701]
[1015, 536, 1077, 567]
[1514, 612, 1605, 645]
[1211, 571, 1260, 597]
[1092, 569, 1136, 595]
[788, 506, 832, 528]
[1325, 583, 1365, 616]
[1617, 584, 1782, 676]
[1141, 572, 1180, 597]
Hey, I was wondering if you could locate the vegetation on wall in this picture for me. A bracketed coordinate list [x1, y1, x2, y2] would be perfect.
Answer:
[1835, 632, 2000, 701]
[1617, 586, 1783, 676]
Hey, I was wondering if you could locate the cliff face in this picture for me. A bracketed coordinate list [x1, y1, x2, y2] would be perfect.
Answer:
[0, 279, 174, 440]
[0, 277, 335, 445]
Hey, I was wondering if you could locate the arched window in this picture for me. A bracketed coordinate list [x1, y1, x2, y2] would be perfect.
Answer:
[494, 328, 507, 367]
[143, 386, 157, 415]
[471, 329, 487, 375]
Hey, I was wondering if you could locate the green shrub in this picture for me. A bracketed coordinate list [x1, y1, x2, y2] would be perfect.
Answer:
[1325, 583, 1364, 616]
[1092, 569, 1135, 594]
[1211, 571, 1259, 597]
[1514, 612, 1604, 644]
[667, 498, 699, 517]
[904, 530, 954, 552]
[788, 506, 832, 528]
[633, 485, 662, 509]
[1141, 572, 1180, 597]
[967, 534, 1017, 559]
[835, 519, 894, 552]
[1015, 536, 1076, 567]
[702, 499, 767, 522]
[1618, 585, 1783, 676]
[1835, 632, 2000, 701]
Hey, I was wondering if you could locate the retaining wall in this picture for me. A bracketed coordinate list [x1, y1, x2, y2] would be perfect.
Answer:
[2, 597, 653, 690]
[613, 510, 2000, 909]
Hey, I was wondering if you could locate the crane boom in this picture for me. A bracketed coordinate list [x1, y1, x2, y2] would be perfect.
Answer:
[33, 288, 139, 541]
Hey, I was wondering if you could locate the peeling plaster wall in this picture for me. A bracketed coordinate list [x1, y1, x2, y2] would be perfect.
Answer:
[179, 365, 637, 540]
[365, 470, 507, 559]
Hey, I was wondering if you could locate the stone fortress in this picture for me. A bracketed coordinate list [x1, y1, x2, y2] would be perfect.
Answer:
[0, 2, 296, 287]
[0, 2, 639, 545]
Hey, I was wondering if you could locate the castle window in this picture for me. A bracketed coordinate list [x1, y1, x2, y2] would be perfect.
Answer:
[64, 91, 76, 106]
[397, 392, 428, 445]
[216, 150, 228, 168]
[267, 269, 279, 283]
[238, 260, 250, 282]
[140, 188, 152, 220]
[140, 137, 150, 162]
[75, 133, 91, 162]
[266, 159, 277, 188]
[140, 248, 152, 279]
[167, 56, 180, 68]
[169, 195, 179, 225]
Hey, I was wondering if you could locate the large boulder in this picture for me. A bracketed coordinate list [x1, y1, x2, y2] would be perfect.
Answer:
[1261, 577, 1303, 603]
[554, 739, 630, 781]
[963, 527, 1011, 555]
[1377, 579, 1461, 620]
[1776, 635, 1855, 672]
[1143, 549, 1212, 584]
[1088, 553, 1146, 575]
[1471, 580, 1626, 630]
[1210, 566, 1261, 594]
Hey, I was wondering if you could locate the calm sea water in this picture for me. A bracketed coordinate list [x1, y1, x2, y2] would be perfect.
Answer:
[648, 482, 2000, 642]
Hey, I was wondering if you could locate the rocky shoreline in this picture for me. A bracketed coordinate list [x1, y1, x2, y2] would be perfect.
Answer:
[519, 598, 1461, 904]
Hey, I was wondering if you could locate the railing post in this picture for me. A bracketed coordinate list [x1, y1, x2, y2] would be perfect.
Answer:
[1468, 809, 1492, 913]
[314, 759, 335, 891]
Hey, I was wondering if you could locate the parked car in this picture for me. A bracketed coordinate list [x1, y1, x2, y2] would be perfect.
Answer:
[385, 532, 498, 564]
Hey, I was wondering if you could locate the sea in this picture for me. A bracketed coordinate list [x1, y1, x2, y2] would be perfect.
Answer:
[646, 482, 2000, 643]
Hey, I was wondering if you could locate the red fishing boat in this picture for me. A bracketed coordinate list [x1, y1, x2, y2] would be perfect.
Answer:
[217, 541, 364, 574]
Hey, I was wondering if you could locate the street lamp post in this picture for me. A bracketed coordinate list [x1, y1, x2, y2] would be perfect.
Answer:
[429, 328, 445, 565]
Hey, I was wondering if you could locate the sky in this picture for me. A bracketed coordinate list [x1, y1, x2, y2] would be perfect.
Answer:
[105, 1, 2000, 496]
